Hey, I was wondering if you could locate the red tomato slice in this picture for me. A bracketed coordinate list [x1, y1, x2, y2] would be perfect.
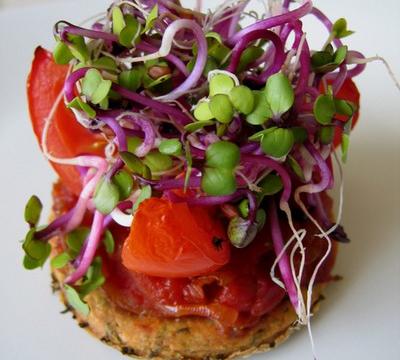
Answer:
[122, 198, 231, 278]
[27, 47, 105, 195]
[319, 78, 360, 148]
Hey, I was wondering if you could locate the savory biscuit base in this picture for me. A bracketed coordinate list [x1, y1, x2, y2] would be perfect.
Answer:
[51, 238, 328, 360]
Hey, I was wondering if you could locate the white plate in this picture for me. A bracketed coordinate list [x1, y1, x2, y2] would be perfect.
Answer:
[0, 1, 399, 359]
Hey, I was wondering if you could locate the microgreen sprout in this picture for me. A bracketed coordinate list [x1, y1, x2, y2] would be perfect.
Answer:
[24, 0, 389, 339]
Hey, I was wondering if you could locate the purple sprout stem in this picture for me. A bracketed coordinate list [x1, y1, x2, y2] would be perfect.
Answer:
[155, 19, 207, 101]
[227, 0, 312, 46]
[304, 141, 331, 193]
[60, 23, 118, 43]
[269, 198, 301, 312]
[66, 211, 105, 284]
[112, 84, 191, 125]
[241, 154, 292, 205]
[35, 210, 74, 240]
[226, 29, 284, 75]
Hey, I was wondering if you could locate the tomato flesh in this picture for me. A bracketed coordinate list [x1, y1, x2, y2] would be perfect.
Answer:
[122, 198, 231, 278]
[27, 47, 105, 195]
[52, 180, 337, 332]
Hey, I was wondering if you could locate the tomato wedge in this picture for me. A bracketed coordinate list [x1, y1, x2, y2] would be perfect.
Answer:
[27, 47, 105, 195]
[122, 198, 231, 277]
[319, 78, 360, 148]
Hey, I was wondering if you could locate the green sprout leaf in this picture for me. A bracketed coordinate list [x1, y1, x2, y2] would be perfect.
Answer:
[287, 155, 305, 181]
[66, 227, 90, 257]
[119, 67, 145, 92]
[264, 73, 294, 115]
[313, 94, 336, 125]
[258, 174, 283, 198]
[22, 228, 51, 261]
[64, 285, 90, 317]
[205, 141, 240, 169]
[334, 45, 348, 65]
[311, 46, 347, 73]
[112, 6, 125, 35]
[332, 18, 354, 39]
[319, 125, 335, 145]
[292, 127, 308, 144]
[193, 101, 214, 121]
[142, 4, 158, 34]
[132, 185, 152, 212]
[201, 167, 237, 196]
[256, 209, 267, 230]
[127, 136, 143, 153]
[51, 252, 71, 269]
[119, 15, 141, 48]
[102, 230, 115, 254]
[227, 216, 258, 248]
[261, 128, 294, 158]
[216, 123, 228, 137]
[67, 34, 89, 63]
[53, 40, 73, 65]
[112, 169, 133, 200]
[81, 69, 112, 105]
[237, 46, 263, 73]
[184, 141, 192, 192]
[205, 31, 223, 43]
[209, 94, 234, 124]
[143, 151, 173, 173]
[120, 151, 146, 174]
[93, 178, 120, 215]
[184, 120, 215, 133]
[92, 56, 118, 72]
[67, 97, 96, 118]
[22, 229, 51, 270]
[246, 91, 273, 125]
[238, 199, 249, 218]
[229, 85, 255, 115]
[24, 195, 42, 227]
[23, 254, 44, 270]
[334, 98, 354, 117]
[341, 133, 350, 163]
[209, 74, 235, 96]
[202, 36, 231, 64]
[248, 126, 277, 141]
[159, 139, 182, 156]
[79, 257, 105, 297]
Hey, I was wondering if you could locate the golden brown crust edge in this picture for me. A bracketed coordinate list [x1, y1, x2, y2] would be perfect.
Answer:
[50, 234, 330, 360]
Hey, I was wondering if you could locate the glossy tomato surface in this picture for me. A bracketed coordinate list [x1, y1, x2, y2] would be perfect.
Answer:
[122, 198, 231, 278]
[27, 47, 105, 195]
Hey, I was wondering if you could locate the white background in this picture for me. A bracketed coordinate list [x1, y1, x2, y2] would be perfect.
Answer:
[0, 1, 399, 359]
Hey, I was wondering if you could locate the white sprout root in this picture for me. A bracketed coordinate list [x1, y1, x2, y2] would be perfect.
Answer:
[347, 55, 400, 92]
[280, 202, 307, 324]
[317, 151, 344, 238]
